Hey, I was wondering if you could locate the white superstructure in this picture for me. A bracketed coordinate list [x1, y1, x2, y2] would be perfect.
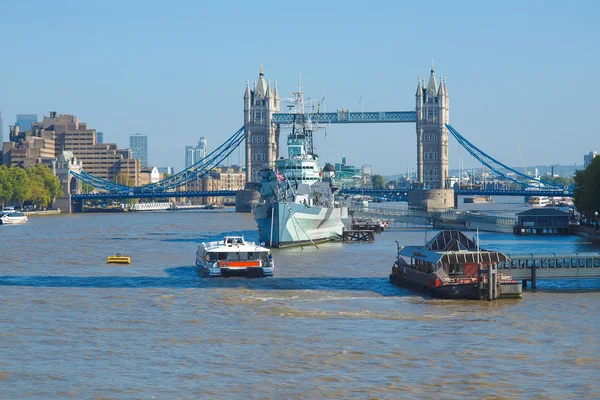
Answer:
[196, 236, 274, 277]
[1, 208, 28, 225]
[527, 196, 550, 208]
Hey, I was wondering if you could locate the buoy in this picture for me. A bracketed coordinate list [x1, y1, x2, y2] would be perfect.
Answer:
[107, 255, 131, 264]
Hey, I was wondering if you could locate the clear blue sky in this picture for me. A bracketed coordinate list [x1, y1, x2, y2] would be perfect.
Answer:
[1, 0, 598, 175]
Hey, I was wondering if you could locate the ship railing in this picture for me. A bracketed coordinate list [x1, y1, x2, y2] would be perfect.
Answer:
[435, 267, 452, 283]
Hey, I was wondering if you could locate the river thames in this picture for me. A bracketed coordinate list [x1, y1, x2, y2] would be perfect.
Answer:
[1, 205, 599, 399]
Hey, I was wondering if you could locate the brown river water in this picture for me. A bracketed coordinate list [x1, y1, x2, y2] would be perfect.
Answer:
[1, 206, 599, 399]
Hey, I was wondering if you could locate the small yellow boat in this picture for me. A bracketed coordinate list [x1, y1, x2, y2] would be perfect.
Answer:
[107, 254, 131, 264]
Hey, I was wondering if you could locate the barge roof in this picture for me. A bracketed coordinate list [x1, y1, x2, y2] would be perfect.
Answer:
[399, 230, 508, 264]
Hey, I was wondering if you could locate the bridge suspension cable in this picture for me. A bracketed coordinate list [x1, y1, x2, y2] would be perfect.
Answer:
[71, 126, 246, 193]
[445, 124, 561, 189]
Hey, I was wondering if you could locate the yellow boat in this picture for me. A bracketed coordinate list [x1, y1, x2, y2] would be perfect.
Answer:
[107, 254, 131, 264]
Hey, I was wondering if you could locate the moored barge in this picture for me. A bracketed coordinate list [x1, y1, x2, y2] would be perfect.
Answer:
[390, 230, 522, 300]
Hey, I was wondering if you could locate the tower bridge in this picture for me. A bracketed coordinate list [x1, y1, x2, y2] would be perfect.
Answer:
[69, 64, 565, 207]
[244, 63, 448, 189]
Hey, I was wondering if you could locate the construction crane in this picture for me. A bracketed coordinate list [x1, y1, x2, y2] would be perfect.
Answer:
[516, 142, 529, 176]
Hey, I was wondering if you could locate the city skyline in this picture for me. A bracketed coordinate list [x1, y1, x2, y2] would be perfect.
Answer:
[0, 1, 598, 175]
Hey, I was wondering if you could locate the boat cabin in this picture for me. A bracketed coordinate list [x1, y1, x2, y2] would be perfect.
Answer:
[223, 236, 246, 246]
[203, 236, 270, 263]
[514, 208, 571, 235]
[398, 230, 509, 284]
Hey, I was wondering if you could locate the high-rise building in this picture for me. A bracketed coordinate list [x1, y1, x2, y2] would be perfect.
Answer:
[415, 62, 449, 189]
[158, 166, 174, 175]
[184, 137, 208, 169]
[97, 131, 103, 144]
[584, 151, 598, 168]
[243, 65, 280, 182]
[16, 114, 38, 132]
[130, 133, 148, 167]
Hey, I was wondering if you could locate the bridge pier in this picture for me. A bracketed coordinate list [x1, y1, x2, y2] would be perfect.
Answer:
[531, 263, 537, 290]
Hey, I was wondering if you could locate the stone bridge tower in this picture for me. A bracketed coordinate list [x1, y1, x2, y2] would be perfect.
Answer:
[52, 151, 82, 213]
[415, 62, 449, 189]
[244, 66, 280, 182]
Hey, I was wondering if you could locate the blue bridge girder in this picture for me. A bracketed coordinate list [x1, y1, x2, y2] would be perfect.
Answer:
[272, 111, 417, 124]
[71, 187, 573, 202]
[455, 188, 574, 197]
[339, 188, 574, 197]
[72, 190, 236, 201]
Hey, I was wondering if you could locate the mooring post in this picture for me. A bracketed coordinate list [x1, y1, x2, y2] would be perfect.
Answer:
[531, 262, 537, 290]
[487, 263, 493, 301]
[477, 263, 483, 299]
[492, 263, 497, 300]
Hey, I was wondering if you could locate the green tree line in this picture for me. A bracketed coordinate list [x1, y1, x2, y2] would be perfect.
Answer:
[0, 165, 63, 208]
[574, 156, 600, 218]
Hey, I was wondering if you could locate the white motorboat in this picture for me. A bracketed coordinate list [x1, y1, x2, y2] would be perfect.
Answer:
[1, 208, 28, 225]
[196, 236, 274, 277]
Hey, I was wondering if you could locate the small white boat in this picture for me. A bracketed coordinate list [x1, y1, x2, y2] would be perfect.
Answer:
[196, 236, 274, 277]
[527, 196, 550, 208]
[1, 208, 28, 225]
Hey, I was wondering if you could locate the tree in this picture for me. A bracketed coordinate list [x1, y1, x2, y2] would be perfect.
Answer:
[0, 165, 14, 207]
[371, 174, 387, 190]
[28, 165, 63, 199]
[10, 167, 30, 207]
[25, 171, 51, 208]
[573, 156, 600, 217]
[82, 182, 95, 194]
[541, 176, 574, 187]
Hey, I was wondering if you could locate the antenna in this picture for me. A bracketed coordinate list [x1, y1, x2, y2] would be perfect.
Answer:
[477, 227, 480, 264]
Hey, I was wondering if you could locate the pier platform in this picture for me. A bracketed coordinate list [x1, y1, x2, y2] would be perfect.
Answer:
[499, 252, 600, 288]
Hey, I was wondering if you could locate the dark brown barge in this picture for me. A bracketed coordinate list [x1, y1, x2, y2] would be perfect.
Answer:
[390, 230, 522, 300]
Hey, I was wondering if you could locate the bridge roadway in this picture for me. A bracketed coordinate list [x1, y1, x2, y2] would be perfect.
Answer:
[341, 188, 574, 197]
[72, 190, 237, 201]
[71, 187, 574, 201]
[272, 111, 417, 124]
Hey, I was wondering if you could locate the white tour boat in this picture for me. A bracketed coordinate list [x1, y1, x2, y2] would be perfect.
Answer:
[527, 196, 550, 208]
[196, 236, 274, 277]
[1, 208, 29, 225]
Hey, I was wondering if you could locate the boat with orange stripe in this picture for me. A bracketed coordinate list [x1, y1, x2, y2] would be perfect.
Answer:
[196, 236, 274, 278]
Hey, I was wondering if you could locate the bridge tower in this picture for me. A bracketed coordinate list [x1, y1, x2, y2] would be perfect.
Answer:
[52, 151, 82, 213]
[416, 62, 449, 189]
[243, 65, 280, 182]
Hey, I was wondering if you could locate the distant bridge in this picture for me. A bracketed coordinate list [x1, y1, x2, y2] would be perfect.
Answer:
[71, 187, 574, 202]
[72, 190, 236, 201]
[339, 188, 574, 197]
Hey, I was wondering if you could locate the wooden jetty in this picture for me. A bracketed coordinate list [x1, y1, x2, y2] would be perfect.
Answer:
[343, 229, 376, 242]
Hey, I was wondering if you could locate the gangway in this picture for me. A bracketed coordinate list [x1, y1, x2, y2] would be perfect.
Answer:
[498, 252, 600, 288]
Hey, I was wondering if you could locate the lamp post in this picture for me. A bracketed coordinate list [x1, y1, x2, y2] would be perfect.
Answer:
[595, 211, 598, 231]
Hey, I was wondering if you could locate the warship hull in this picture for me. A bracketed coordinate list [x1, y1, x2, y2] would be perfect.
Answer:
[254, 202, 351, 248]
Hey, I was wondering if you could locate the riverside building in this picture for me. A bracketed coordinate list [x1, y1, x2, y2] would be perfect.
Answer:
[2, 112, 140, 185]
